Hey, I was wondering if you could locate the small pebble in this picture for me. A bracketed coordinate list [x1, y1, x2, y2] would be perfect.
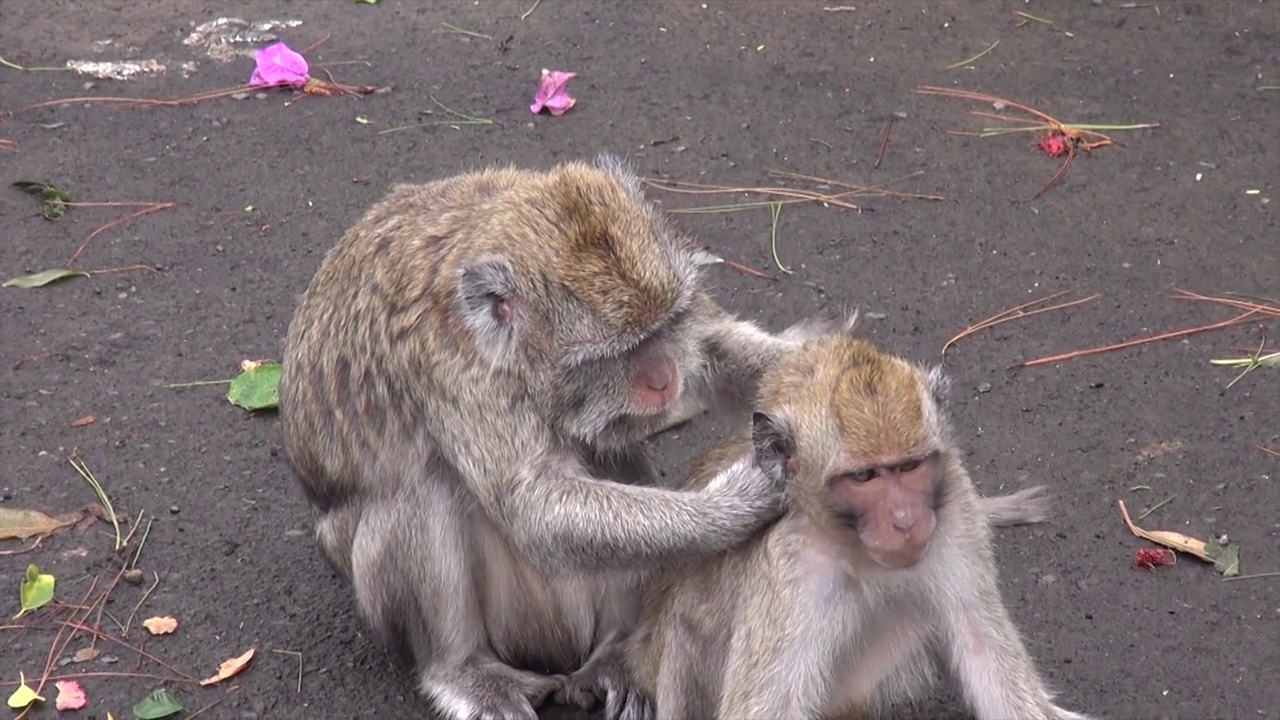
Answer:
[864, 311, 888, 320]
[1038, 574, 1057, 586]
[124, 568, 145, 584]
[977, 382, 992, 394]
[231, 92, 250, 100]
[893, 111, 908, 120]
[169, 505, 180, 514]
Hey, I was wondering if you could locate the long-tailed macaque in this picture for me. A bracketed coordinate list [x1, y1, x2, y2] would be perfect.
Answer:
[624, 329, 1091, 720]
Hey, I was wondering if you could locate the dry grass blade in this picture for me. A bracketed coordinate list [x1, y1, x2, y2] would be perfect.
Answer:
[942, 290, 1100, 357]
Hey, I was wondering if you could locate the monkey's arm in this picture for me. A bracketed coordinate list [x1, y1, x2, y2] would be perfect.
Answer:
[929, 535, 1095, 720]
[436, 407, 781, 571]
[717, 549, 837, 719]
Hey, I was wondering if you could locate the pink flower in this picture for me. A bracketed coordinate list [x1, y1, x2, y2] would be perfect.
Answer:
[249, 42, 310, 89]
[530, 69, 577, 116]
[55, 680, 87, 710]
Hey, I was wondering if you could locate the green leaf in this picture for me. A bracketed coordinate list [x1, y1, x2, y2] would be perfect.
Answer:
[133, 688, 184, 719]
[1204, 541, 1240, 577]
[15, 564, 55, 618]
[12, 180, 72, 219]
[3, 268, 90, 289]
[227, 362, 283, 411]
[5, 672, 44, 709]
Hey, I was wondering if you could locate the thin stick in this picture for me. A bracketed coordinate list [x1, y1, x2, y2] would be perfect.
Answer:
[1137, 494, 1177, 521]
[942, 290, 1099, 356]
[122, 572, 160, 637]
[1259, 446, 1280, 458]
[873, 117, 894, 169]
[1018, 310, 1260, 368]
[766, 169, 946, 201]
[272, 649, 304, 693]
[69, 454, 122, 551]
[1222, 571, 1280, 582]
[1015, 11, 1054, 25]
[945, 39, 999, 70]
[440, 22, 492, 40]
[187, 699, 225, 720]
[520, 0, 543, 20]
[165, 378, 234, 388]
[65, 203, 175, 267]
[1034, 143, 1075, 199]
[768, 202, 792, 275]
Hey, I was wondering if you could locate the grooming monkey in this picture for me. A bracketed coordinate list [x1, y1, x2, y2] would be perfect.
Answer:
[279, 155, 831, 720]
[624, 328, 1092, 720]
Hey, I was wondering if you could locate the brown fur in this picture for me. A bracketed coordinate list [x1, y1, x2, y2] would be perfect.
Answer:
[279, 155, 831, 720]
[623, 329, 1091, 720]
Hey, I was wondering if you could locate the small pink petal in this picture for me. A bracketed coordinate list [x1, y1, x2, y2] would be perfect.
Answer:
[249, 42, 310, 89]
[530, 69, 577, 116]
[55, 680, 87, 710]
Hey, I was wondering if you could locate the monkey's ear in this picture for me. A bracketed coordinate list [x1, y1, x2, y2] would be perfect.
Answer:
[752, 411, 797, 483]
[690, 247, 724, 267]
[843, 308, 861, 335]
[924, 365, 952, 406]
[458, 258, 519, 336]
[594, 152, 643, 193]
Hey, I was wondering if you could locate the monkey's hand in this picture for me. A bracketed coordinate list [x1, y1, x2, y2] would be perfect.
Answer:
[777, 311, 859, 349]
[557, 650, 654, 720]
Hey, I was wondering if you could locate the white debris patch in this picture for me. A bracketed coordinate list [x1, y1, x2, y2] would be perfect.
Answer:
[184, 17, 303, 62]
[66, 59, 167, 80]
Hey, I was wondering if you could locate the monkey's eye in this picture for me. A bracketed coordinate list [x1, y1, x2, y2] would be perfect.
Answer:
[845, 469, 878, 484]
[897, 459, 921, 473]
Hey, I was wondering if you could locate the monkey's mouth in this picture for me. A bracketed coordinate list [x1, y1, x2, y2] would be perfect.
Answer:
[869, 539, 930, 570]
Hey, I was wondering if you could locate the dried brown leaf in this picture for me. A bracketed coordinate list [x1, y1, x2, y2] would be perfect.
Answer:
[200, 647, 256, 686]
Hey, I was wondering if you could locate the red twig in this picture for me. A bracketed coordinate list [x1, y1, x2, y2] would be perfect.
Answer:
[1018, 310, 1261, 368]
[64, 202, 175, 267]
[942, 290, 1100, 356]
[874, 117, 895, 170]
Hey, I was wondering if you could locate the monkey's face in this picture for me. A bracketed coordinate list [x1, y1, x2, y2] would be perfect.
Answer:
[827, 453, 941, 569]
[550, 311, 703, 449]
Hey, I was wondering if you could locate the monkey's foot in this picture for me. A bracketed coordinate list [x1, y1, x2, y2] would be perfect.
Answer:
[422, 661, 562, 720]
[557, 651, 654, 720]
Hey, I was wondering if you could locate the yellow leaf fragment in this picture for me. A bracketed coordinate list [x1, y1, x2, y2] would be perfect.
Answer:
[200, 647, 256, 686]
[142, 616, 179, 635]
[0, 507, 80, 541]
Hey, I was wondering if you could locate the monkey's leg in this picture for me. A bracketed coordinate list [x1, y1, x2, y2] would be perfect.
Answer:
[351, 486, 561, 720]
[559, 633, 653, 720]
[932, 548, 1095, 720]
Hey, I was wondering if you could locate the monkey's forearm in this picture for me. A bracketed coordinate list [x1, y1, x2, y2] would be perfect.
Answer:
[498, 454, 778, 571]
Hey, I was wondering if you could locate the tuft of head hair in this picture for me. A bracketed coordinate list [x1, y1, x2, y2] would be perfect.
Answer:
[759, 336, 941, 462]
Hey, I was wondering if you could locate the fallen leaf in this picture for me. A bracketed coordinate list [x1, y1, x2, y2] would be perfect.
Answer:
[71, 414, 97, 427]
[3, 268, 90, 289]
[16, 563, 55, 618]
[143, 616, 178, 635]
[132, 688, 183, 719]
[0, 507, 83, 541]
[1117, 500, 1241, 577]
[72, 646, 102, 663]
[5, 672, 43, 709]
[227, 361, 282, 411]
[12, 180, 72, 219]
[249, 42, 310, 89]
[530, 68, 577, 116]
[55, 680, 86, 710]
[200, 647, 256, 686]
